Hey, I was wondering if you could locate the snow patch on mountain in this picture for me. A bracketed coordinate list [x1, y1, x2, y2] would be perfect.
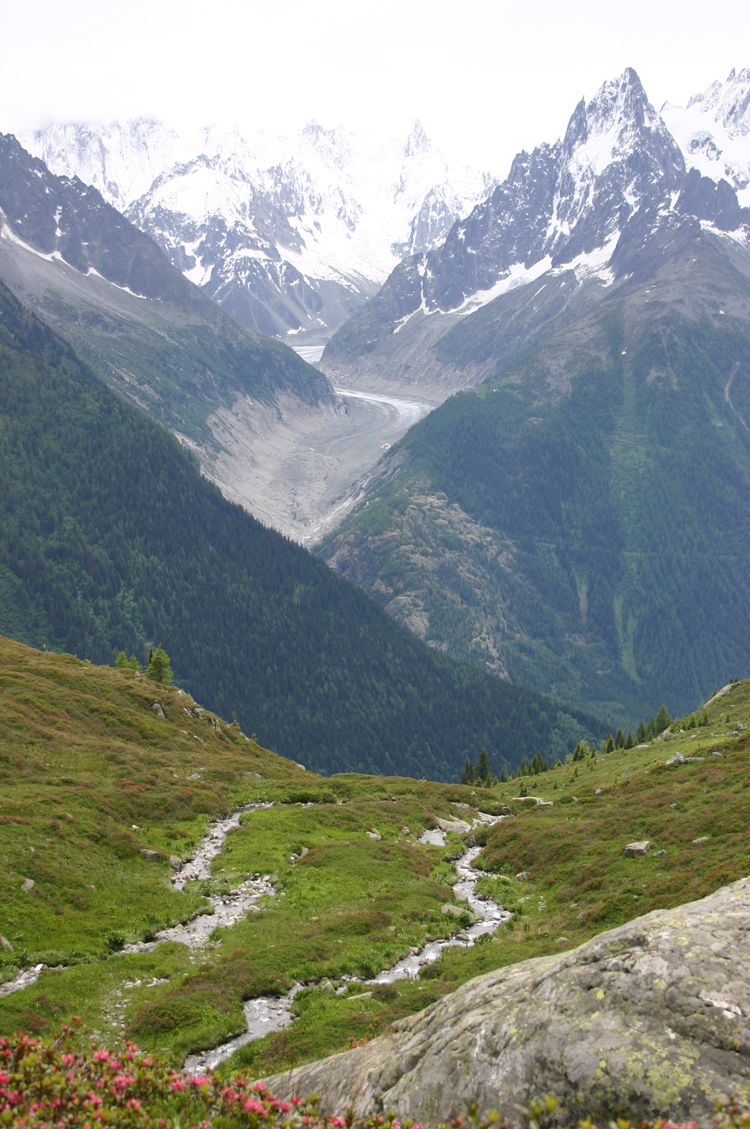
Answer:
[456, 257, 553, 314]
[662, 68, 750, 207]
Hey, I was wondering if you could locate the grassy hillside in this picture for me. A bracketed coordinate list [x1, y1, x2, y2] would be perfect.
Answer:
[1, 641, 748, 1082]
[321, 302, 750, 725]
[0, 281, 601, 778]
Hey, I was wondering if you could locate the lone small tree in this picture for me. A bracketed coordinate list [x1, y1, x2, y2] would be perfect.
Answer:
[115, 651, 127, 669]
[147, 644, 173, 685]
[476, 747, 492, 786]
[460, 757, 475, 785]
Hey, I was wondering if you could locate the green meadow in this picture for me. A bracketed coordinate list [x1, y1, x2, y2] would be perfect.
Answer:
[1, 636, 748, 1077]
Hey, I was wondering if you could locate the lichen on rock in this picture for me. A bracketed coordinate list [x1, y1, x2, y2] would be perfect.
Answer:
[265, 877, 750, 1127]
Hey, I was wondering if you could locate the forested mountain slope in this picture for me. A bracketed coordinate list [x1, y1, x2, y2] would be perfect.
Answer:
[320, 211, 750, 725]
[0, 282, 602, 777]
[0, 133, 331, 447]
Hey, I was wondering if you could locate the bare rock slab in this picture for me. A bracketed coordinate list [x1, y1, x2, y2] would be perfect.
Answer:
[435, 816, 472, 834]
[624, 840, 650, 857]
[265, 877, 750, 1127]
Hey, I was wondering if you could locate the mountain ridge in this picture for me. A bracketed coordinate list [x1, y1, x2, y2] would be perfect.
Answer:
[20, 117, 495, 342]
[315, 68, 750, 723]
[320, 67, 750, 379]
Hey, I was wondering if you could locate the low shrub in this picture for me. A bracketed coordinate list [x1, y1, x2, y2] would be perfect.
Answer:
[2, 1026, 750, 1128]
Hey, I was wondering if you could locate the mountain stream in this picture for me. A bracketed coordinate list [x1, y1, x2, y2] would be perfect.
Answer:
[184, 816, 510, 1073]
[0, 804, 510, 1070]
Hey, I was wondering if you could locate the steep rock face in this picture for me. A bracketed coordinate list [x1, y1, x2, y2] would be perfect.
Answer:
[266, 878, 750, 1127]
[0, 132, 190, 303]
[21, 119, 494, 341]
[545, 69, 684, 266]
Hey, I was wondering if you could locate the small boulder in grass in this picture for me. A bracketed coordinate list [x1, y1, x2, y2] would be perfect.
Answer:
[693, 836, 709, 845]
[624, 840, 650, 857]
[516, 870, 531, 881]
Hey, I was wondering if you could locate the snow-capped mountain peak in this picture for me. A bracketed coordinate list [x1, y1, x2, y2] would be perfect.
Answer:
[19, 117, 493, 343]
[322, 64, 750, 365]
[404, 119, 431, 158]
[547, 68, 684, 262]
[662, 67, 750, 206]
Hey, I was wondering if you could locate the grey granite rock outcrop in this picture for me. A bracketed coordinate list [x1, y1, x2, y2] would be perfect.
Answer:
[265, 877, 750, 1127]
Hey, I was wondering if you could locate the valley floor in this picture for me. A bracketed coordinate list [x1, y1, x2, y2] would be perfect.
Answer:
[1, 639, 749, 1085]
[197, 381, 434, 544]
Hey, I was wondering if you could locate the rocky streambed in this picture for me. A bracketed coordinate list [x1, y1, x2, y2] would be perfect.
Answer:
[2, 801, 511, 1073]
[184, 814, 511, 1074]
[0, 803, 275, 997]
[122, 802, 275, 954]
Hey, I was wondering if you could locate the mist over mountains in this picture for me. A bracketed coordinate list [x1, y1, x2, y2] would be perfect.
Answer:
[21, 118, 495, 343]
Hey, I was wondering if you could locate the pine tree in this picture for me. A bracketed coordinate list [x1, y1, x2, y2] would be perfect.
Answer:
[615, 729, 624, 749]
[636, 720, 646, 743]
[115, 651, 127, 669]
[128, 654, 141, 671]
[625, 731, 633, 749]
[604, 733, 615, 754]
[460, 758, 475, 785]
[655, 705, 671, 733]
[500, 767, 508, 783]
[147, 644, 173, 685]
[477, 747, 491, 786]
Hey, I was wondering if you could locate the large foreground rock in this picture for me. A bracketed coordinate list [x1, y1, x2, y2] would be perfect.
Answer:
[266, 879, 750, 1126]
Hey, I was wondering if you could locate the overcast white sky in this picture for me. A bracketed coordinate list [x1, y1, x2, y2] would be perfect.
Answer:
[1, 0, 748, 176]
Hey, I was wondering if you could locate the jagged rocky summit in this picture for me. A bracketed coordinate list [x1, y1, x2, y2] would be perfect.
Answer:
[20, 118, 495, 341]
[321, 66, 750, 374]
[266, 877, 750, 1127]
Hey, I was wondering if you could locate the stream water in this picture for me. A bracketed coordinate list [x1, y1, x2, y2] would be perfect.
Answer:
[1, 802, 511, 1070]
[183, 818, 510, 1074]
